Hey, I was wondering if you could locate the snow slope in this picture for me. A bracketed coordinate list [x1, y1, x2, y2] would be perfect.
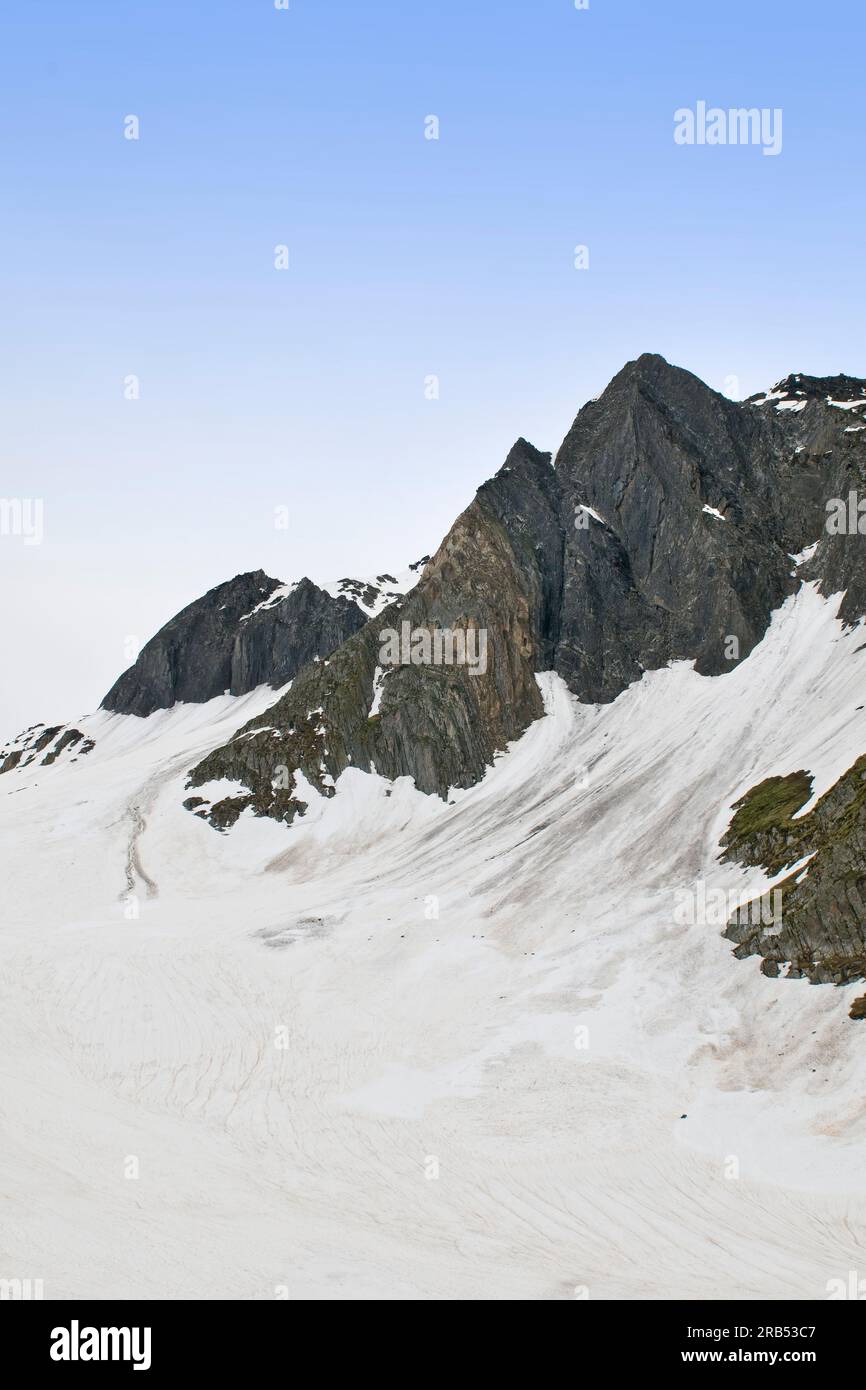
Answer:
[1, 585, 865, 1300]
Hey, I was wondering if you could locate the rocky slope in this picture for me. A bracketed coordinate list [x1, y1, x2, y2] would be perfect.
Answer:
[186, 354, 866, 820]
[101, 569, 421, 718]
[186, 437, 557, 825]
[0, 722, 95, 775]
[721, 760, 866, 1005]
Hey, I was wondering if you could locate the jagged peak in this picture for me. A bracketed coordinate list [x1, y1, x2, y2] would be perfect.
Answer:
[166, 570, 285, 623]
[602, 352, 732, 406]
[488, 438, 553, 485]
[504, 437, 552, 467]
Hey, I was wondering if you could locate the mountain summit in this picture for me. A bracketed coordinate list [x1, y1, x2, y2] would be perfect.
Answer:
[101, 568, 426, 717]
[187, 354, 866, 821]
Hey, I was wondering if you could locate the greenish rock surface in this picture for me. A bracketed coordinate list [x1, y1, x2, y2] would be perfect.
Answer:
[721, 756, 866, 988]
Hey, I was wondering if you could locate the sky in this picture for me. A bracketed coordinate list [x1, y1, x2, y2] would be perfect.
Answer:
[1, 0, 864, 738]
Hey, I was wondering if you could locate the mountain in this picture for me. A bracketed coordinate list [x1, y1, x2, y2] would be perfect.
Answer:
[186, 353, 866, 823]
[183, 355, 866, 1014]
[101, 567, 427, 718]
[3, 354, 866, 1300]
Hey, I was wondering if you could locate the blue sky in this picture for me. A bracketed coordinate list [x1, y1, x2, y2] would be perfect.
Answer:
[1, 0, 864, 734]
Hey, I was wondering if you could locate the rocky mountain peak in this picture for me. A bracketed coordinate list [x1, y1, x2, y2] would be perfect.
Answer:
[100, 565, 425, 719]
[183, 353, 866, 837]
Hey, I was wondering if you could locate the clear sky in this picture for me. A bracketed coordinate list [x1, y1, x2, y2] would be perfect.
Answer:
[1, 0, 864, 738]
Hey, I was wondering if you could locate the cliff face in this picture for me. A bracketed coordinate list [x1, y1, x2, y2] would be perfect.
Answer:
[102, 572, 374, 717]
[229, 577, 369, 696]
[186, 439, 557, 825]
[553, 356, 809, 697]
[721, 759, 866, 992]
[186, 354, 866, 834]
[102, 571, 283, 717]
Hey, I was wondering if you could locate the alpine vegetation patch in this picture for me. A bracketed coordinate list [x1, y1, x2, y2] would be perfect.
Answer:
[674, 101, 783, 156]
[0, 497, 44, 546]
[826, 490, 866, 534]
[674, 883, 783, 932]
[378, 621, 488, 675]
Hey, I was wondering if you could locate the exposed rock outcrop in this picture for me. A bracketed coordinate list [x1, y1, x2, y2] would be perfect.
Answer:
[553, 355, 823, 697]
[102, 572, 377, 717]
[229, 577, 369, 696]
[0, 723, 95, 775]
[103, 571, 284, 717]
[721, 759, 866, 989]
[186, 439, 556, 826]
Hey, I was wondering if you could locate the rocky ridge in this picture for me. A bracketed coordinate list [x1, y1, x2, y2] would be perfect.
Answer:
[101, 568, 424, 718]
[186, 354, 866, 828]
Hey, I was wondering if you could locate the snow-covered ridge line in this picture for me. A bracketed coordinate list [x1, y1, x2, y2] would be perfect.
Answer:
[320, 561, 427, 618]
[240, 560, 430, 625]
[748, 373, 866, 418]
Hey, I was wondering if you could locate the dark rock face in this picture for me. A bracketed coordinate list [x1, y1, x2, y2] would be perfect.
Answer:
[186, 354, 866, 831]
[555, 356, 801, 697]
[720, 759, 866, 991]
[746, 372, 866, 621]
[230, 577, 368, 696]
[186, 439, 556, 826]
[1, 723, 95, 774]
[101, 571, 368, 718]
[102, 571, 283, 717]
